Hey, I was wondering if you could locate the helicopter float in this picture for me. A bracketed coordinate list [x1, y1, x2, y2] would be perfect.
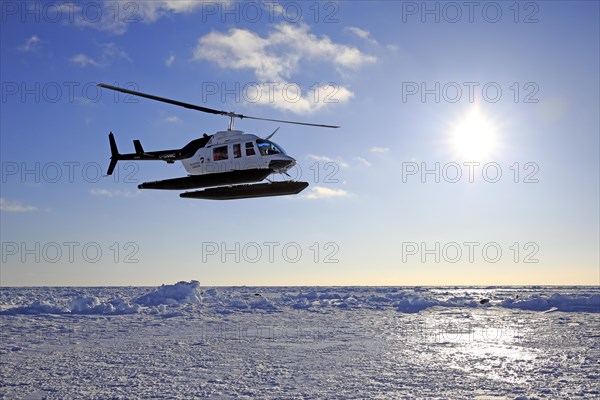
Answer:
[97, 83, 339, 200]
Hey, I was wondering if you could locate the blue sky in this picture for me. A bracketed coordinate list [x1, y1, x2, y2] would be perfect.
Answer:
[1, 1, 598, 286]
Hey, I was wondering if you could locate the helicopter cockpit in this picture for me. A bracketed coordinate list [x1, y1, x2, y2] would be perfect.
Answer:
[256, 139, 286, 156]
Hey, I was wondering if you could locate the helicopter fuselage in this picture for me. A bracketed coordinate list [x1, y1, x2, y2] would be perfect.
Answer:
[181, 130, 296, 176]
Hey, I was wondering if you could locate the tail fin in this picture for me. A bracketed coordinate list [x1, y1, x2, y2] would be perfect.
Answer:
[107, 132, 120, 176]
[133, 140, 144, 154]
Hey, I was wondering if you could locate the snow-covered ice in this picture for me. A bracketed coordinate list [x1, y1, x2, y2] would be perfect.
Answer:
[1, 283, 598, 398]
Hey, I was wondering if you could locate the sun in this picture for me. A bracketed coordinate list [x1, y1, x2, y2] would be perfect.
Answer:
[450, 107, 499, 161]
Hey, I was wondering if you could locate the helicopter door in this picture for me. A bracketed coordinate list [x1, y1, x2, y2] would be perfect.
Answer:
[233, 143, 242, 159]
[205, 145, 230, 174]
[243, 141, 262, 170]
[232, 143, 243, 171]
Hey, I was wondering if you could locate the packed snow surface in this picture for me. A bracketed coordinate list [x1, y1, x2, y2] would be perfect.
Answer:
[1, 283, 598, 398]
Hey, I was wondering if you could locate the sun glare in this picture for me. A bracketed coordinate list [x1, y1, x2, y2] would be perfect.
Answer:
[450, 108, 499, 161]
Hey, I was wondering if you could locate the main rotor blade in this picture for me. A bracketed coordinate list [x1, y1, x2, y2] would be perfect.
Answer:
[97, 83, 340, 128]
[241, 115, 339, 128]
[97, 83, 230, 116]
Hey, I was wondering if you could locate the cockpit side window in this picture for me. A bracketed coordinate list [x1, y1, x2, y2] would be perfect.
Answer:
[257, 142, 269, 156]
[256, 140, 284, 156]
[233, 143, 241, 158]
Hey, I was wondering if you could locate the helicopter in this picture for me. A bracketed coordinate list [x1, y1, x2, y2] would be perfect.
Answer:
[97, 83, 339, 200]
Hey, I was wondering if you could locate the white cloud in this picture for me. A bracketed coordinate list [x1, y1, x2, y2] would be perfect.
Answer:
[67, 1, 221, 34]
[307, 155, 350, 169]
[135, 0, 213, 23]
[195, 23, 376, 80]
[354, 156, 372, 167]
[369, 146, 390, 153]
[70, 53, 100, 67]
[346, 27, 378, 45]
[90, 188, 138, 198]
[66, 2, 127, 34]
[307, 154, 335, 162]
[166, 54, 175, 67]
[19, 35, 41, 52]
[345, 27, 400, 54]
[164, 116, 182, 123]
[70, 43, 130, 68]
[265, 2, 284, 16]
[99, 42, 130, 61]
[305, 186, 349, 200]
[249, 83, 354, 115]
[0, 198, 38, 212]
[193, 23, 375, 114]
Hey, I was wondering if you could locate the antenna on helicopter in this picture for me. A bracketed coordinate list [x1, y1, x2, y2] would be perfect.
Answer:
[265, 127, 280, 140]
[97, 84, 340, 130]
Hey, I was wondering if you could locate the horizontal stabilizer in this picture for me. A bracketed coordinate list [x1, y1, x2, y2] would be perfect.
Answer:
[180, 181, 309, 200]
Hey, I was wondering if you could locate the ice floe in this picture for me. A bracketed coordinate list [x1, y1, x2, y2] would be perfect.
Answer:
[1, 282, 598, 315]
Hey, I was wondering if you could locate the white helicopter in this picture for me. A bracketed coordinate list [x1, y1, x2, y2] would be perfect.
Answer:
[97, 83, 339, 200]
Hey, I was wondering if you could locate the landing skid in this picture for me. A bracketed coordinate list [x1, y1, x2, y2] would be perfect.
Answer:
[138, 169, 272, 190]
[180, 181, 309, 200]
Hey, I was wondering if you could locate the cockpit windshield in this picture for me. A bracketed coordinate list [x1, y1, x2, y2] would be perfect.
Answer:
[256, 140, 286, 156]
